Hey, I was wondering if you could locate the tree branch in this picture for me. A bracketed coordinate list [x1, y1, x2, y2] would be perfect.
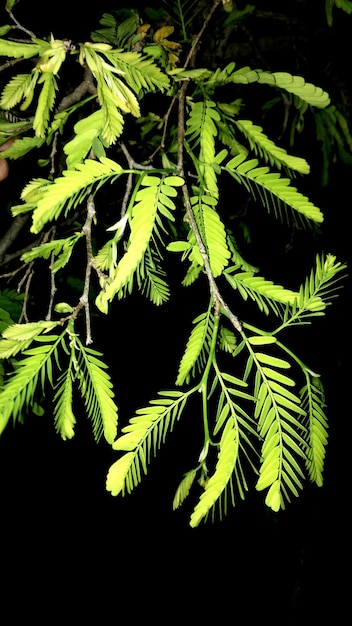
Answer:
[56, 67, 97, 112]
[6, 7, 35, 38]
[0, 215, 30, 265]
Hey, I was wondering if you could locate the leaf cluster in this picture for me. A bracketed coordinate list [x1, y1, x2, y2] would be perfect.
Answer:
[0, 0, 349, 526]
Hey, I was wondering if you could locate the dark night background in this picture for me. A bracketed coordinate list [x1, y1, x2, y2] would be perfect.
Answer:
[0, 1, 351, 623]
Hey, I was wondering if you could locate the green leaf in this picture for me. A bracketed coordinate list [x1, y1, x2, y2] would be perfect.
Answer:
[53, 367, 76, 440]
[106, 390, 190, 497]
[224, 266, 298, 316]
[232, 68, 330, 108]
[76, 340, 118, 444]
[0, 72, 36, 109]
[98, 174, 161, 307]
[0, 38, 45, 59]
[235, 119, 310, 174]
[29, 157, 122, 233]
[106, 452, 135, 496]
[225, 155, 324, 224]
[190, 417, 238, 527]
[173, 469, 198, 510]
[186, 99, 221, 198]
[167, 241, 190, 252]
[189, 193, 231, 277]
[0, 321, 58, 358]
[300, 375, 328, 487]
[248, 335, 277, 346]
[33, 72, 58, 138]
[255, 353, 291, 368]
[176, 308, 214, 386]
[0, 330, 63, 434]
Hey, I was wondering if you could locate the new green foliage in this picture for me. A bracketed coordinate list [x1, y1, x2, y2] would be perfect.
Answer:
[0, 0, 348, 526]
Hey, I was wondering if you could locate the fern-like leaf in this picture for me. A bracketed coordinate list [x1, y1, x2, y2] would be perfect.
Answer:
[186, 99, 220, 197]
[235, 119, 310, 174]
[106, 390, 190, 496]
[98, 174, 161, 308]
[232, 68, 330, 109]
[225, 154, 324, 224]
[189, 193, 231, 277]
[104, 48, 170, 94]
[0, 38, 46, 59]
[75, 340, 118, 444]
[80, 44, 143, 144]
[224, 264, 304, 316]
[283, 253, 347, 327]
[137, 246, 170, 305]
[173, 468, 198, 510]
[250, 343, 308, 511]
[27, 157, 122, 233]
[300, 375, 328, 487]
[98, 174, 183, 310]
[53, 366, 76, 440]
[21, 234, 83, 269]
[190, 417, 238, 527]
[33, 72, 58, 138]
[0, 320, 58, 358]
[0, 331, 63, 434]
[0, 72, 37, 110]
[176, 308, 214, 386]
[64, 109, 104, 169]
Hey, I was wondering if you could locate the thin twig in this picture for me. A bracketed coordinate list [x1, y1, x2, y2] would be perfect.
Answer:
[49, 131, 60, 176]
[59, 196, 97, 341]
[0, 239, 42, 267]
[0, 262, 27, 281]
[119, 141, 154, 216]
[46, 250, 57, 321]
[0, 57, 26, 72]
[119, 142, 154, 171]
[18, 265, 34, 323]
[0, 215, 30, 264]
[148, 95, 178, 162]
[6, 8, 35, 38]
[80, 195, 96, 344]
[183, 0, 222, 69]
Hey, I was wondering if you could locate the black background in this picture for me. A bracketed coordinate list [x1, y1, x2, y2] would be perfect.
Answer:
[0, 2, 351, 623]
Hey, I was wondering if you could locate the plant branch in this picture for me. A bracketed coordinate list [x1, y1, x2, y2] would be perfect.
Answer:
[0, 215, 30, 266]
[79, 194, 96, 344]
[45, 250, 57, 321]
[62, 196, 96, 343]
[177, 77, 242, 332]
[18, 264, 34, 323]
[119, 142, 154, 216]
[6, 7, 35, 38]
[147, 95, 178, 162]
[56, 67, 97, 112]
[183, 0, 222, 69]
